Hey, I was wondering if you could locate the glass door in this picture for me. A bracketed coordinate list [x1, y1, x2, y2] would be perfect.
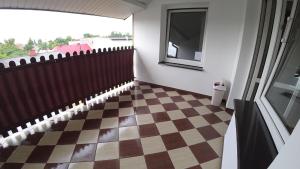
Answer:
[260, 0, 299, 147]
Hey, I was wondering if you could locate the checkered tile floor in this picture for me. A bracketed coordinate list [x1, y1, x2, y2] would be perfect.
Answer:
[0, 81, 233, 169]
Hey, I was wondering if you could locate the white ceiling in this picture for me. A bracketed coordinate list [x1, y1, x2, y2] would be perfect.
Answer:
[0, 0, 152, 19]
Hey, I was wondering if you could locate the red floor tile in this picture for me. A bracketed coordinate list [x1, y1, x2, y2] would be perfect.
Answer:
[132, 94, 144, 100]
[57, 131, 80, 145]
[163, 103, 179, 111]
[94, 159, 120, 169]
[51, 121, 68, 131]
[1, 163, 24, 169]
[197, 126, 221, 140]
[202, 114, 222, 124]
[119, 139, 143, 158]
[145, 152, 174, 169]
[44, 163, 69, 169]
[71, 112, 88, 120]
[83, 119, 102, 130]
[206, 105, 223, 112]
[71, 144, 97, 162]
[0, 146, 17, 162]
[21, 132, 44, 145]
[138, 124, 159, 138]
[187, 165, 203, 169]
[91, 103, 105, 110]
[173, 119, 194, 131]
[119, 101, 133, 108]
[155, 92, 168, 98]
[26, 145, 54, 163]
[190, 142, 218, 163]
[98, 128, 119, 143]
[102, 109, 119, 118]
[182, 108, 199, 117]
[171, 96, 185, 102]
[141, 89, 153, 94]
[152, 112, 171, 122]
[119, 116, 137, 127]
[135, 106, 151, 114]
[145, 98, 160, 105]
[187, 100, 203, 107]
[161, 133, 187, 150]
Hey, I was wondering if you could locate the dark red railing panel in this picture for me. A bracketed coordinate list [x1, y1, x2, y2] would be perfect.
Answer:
[60, 55, 73, 107]
[120, 47, 125, 83]
[0, 65, 23, 127]
[95, 49, 104, 93]
[102, 48, 110, 91]
[106, 48, 113, 90]
[41, 57, 61, 111]
[88, 50, 98, 96]
[116, 47, 121, 85]
[19, 60, 42, 118]
[0, 47, 134, 136]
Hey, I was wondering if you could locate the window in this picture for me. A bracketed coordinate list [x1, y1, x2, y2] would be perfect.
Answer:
[255, 0, 299, 149]
[161, 8, 207, 69]
[264, 1, 300, 133]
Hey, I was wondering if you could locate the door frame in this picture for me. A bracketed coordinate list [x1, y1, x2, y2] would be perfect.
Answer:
[243, 0, 275, 101]
[255, 0, 298, 150]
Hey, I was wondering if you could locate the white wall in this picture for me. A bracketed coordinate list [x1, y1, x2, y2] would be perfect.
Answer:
[133, 0, 248, 108]
[226, 0, 262, 108]
[222, 115, 238, 169]
[268, 121, 300, 169]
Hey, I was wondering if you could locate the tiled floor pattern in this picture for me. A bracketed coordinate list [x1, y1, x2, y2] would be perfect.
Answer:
[0, 81, 233, 169]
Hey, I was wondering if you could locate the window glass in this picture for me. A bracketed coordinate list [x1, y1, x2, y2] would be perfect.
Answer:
[265, 2, 300, 133]
[166, 9, 206, 63]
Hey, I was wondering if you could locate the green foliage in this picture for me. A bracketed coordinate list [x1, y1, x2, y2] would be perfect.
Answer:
[47, 40, 56, 50]
[83, 33, 99, 38]
[24, 38, 35, 51]
[47, 36, 73, 49]
[37, 39, 48, 51]
[0, 36, 75, 59]
[0, 39, 27, 59]
[0, 32, 132, 59]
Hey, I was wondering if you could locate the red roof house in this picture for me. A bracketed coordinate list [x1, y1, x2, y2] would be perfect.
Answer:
[53, 43, 92, 54]
[28, 49, 37, 57]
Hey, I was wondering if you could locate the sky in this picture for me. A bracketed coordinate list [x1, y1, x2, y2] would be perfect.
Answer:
[0, 10, 132, 44]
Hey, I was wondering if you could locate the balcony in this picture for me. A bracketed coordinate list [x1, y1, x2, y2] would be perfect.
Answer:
[0, 0, 299, 169]
[0, 46, 233, 169]
[0, 80, 232, 169]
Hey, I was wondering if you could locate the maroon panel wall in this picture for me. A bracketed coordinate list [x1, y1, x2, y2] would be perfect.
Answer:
[0, 47, 134, 136]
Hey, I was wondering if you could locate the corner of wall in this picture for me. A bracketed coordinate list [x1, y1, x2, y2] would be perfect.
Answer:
[226, 0, 261, 109]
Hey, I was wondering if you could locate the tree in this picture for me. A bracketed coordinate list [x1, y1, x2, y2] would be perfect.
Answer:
[66, 36, 72, 42]
[47, 40, 55, 50]
[47, 36, 73, 49]
[55, 37, 68, 46]
[24, 38, 35, 51]
[0, 39, 27, 59]
[37, 39, 48, 51]
[0, 36, 75, 58]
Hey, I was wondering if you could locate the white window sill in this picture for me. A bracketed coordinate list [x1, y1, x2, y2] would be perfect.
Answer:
[158, 61, 204, 71]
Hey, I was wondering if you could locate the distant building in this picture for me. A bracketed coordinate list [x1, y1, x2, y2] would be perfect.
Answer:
[53, 43, 92, 54]
[68, 37, 133, 50]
